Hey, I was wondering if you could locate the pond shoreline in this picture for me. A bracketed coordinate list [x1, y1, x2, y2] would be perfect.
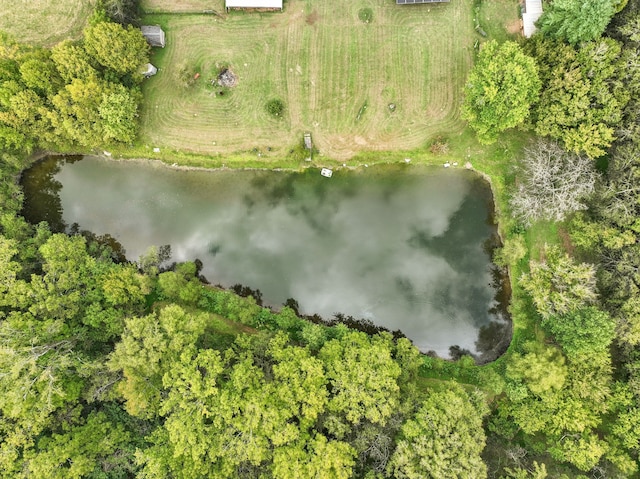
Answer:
[22, 152, 513, 364]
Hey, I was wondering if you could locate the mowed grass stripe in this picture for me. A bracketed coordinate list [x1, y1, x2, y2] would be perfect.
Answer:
[280, 17, 301, 130]
[139, 0, 504, 158]
[304, 26, 318, 130]
[0, 0, 93, 46]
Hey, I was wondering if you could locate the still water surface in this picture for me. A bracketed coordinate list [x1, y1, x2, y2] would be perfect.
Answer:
[22, 156, 510, 359]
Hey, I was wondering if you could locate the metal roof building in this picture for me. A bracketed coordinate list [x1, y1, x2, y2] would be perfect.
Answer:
[522, 0, 543, 38]
[141, 25, 166, 48]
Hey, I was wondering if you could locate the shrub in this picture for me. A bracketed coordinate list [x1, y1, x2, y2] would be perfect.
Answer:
[265, 98, 285, 118]
[175, 63, 197, 88]
[358, 8, 373, 24]
[429, 136, 450, 154]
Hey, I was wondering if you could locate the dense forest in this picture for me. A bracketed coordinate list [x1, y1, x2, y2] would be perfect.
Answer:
[1, 0, 640, 477]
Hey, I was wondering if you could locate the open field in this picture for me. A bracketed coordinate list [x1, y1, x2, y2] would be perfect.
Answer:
[139, 0, 519, 160]
[0, 0, 94, 46]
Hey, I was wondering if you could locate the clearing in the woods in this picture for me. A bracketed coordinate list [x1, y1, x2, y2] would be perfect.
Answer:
[139, 0, 519, 159]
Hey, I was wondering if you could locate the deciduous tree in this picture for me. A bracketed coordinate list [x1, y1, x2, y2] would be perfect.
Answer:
[526, 37, 628, 157]
[99, 84, 140, 143]
[21, 412, 131, 479]
[50, 40, 98, 83]
[83, 20, 149, 77]
[510, 140, 597, 225]
[319, 331, 401, 426]
[387, 385, 488, 479]
[545, 307, 615, 359]
[461, 40, 540, 144]
[521, 246, 597, 320]
[108, 304, 209, 417]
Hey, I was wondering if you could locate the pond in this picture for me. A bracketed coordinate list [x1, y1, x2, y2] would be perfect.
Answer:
[21, 156, 511, 361]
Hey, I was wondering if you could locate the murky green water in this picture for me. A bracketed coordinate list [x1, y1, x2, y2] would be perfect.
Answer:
[21, 156, 510, 359]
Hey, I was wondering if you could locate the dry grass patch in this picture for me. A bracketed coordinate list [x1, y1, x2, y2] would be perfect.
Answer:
[139, 0, 517, 160]
[0, 0, 94, 46]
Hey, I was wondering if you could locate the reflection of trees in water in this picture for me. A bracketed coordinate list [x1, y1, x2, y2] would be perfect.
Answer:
[20, 156, 72, 233]
[477, 263, 513, 363]
[406, 180, 512, 362]
[447, 319, 511, 364]
[69, 223, 128, 264]
[475, 320, 512, 361]
[21, 156, 133, 265]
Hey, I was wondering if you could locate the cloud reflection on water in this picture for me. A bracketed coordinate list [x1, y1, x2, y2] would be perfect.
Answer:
[51, 157, 508, 358]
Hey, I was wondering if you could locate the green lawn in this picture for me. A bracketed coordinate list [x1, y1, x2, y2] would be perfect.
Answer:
[138, 0, 519, 161]
[0, 0, 93, 46]
[141, 0, 223, 12]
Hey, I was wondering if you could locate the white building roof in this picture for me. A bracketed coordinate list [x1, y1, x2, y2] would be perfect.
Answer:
[522, 0, 543, 38]
[226, 0, 282, 8]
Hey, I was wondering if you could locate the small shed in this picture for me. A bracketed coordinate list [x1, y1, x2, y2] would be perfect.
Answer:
[225, 0, 283, 11]
[141, 63, 158, 78]
[141, 25, 166, 48]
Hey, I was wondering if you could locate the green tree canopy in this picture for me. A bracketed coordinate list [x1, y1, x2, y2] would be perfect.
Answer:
[387, 385, 489, 478]
[21, 412, 131, 479]
[0, 19, 147, 152]
[83, 21, 149, 77]
[319, 331, 401, 427]
[99, 83, 140, 143]
[526, 37, 628, 158]
[538, 0, 615, 45]
[545, 307, 615, 359]
[521, 246, 597, 320]
[498, 341, 612, 471]
[50, 40, 98, 83]
[461, 40, 540, 144]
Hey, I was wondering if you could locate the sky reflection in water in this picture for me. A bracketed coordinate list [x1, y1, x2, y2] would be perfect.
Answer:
[31, 156, 509, 358]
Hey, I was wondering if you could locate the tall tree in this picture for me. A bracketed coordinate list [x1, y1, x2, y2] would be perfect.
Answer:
[49, 78, 104, 146]
[498, 341, 612, 471]
[108, 304, 209, 418]
[50, 40, 98, 83]
[99, 83, 140, 144]
[526, 37, 628, 158]
[510, 139, 597, 225]
[21, 412, 132, 479]
[387, 385, 489, 479]
[17, 50, 62, 97]
[319, 331, 401, 427]
[538, 0, 616, 44]
[544, 307, 615, 359]
[461, 41, 540, 144]
[521, 246, 597, 320]
[0, 233, 145, 476]
[83, 21, 149, 77]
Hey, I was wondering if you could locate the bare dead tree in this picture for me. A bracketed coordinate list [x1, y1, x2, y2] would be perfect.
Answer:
[510, 139, 598, 225]
[100, 0, 141, 26]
